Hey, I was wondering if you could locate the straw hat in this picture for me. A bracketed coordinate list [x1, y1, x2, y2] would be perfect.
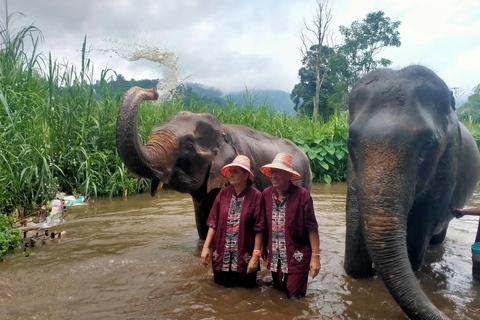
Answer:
[220, 155, 254, 182]
[260, 152, 302, 180]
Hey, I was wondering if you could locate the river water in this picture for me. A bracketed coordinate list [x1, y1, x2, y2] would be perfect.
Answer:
[1, 183, 480, 320]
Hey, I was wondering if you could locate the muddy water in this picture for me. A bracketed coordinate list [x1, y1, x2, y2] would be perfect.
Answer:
[1, 184, 480, 320]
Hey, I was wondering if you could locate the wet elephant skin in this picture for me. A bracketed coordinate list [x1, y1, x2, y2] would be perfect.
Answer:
[344, 65, 480, 320]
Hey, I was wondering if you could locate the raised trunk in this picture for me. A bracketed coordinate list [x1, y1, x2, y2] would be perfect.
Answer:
[116, 87, 178, 181]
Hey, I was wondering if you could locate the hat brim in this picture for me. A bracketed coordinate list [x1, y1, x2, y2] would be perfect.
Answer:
[260, 164, 301, 180]
[220, 164, 254, 182]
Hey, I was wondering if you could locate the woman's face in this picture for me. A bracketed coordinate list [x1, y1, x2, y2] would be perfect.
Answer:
[229, 167, 249, 186]
[269, 168, 292, 190]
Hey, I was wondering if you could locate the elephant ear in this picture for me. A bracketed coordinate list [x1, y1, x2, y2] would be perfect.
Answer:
[206, 135, 237, 193]
[449, 91, 456, 111]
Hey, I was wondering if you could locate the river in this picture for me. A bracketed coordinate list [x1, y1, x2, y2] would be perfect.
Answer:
[1, 183, 480, 320]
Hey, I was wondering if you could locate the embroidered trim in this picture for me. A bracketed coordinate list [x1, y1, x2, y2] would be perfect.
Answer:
[293, 250, 303, 262]
[243, 252, 252, 264]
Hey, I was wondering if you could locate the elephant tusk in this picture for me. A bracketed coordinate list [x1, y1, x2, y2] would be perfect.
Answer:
[157, 181, 164, 191]
[150, 178, 165, 196]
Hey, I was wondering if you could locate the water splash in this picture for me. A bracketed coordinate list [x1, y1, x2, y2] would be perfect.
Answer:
[100, 39, 180, 101]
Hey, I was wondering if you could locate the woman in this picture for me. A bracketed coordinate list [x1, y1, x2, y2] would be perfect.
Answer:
[201, 155, 265, 287]
[260, 152, 320, 298]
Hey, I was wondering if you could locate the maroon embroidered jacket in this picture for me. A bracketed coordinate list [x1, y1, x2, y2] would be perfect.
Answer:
[207, 185, 266, 273]
[263, 183, 318, 274]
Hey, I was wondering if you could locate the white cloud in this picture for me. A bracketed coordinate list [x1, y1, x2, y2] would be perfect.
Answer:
[5, 0, 480, 96]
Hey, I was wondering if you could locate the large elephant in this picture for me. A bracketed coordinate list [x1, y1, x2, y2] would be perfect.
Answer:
[116, 87, 312, 239]
[344, 65, 480, 319]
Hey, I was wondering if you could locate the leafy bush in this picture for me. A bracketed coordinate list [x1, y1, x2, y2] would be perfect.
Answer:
[0, 214, 21, 258]
[4, 7, 478, 218]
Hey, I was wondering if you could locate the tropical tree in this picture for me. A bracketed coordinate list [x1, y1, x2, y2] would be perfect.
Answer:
[292, 11, 401, 118]
[291, 45, 337, 117]
[338, 11, 401, 84]
[297, 0, 333, 122]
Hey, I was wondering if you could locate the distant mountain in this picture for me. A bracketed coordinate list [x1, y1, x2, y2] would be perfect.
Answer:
[456, 98, 480, 122]
[225, 90, 296, 114]
[186, 83, 296, 114]
[92, 76, 296, 114]
[186, 83, 223, 100]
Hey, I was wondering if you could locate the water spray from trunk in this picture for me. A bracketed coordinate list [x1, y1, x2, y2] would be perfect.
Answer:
[100, 39, 181, 101]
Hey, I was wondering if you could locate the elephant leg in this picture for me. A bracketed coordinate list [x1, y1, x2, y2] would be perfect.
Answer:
[407, 202, 450, 270]
[429, 226, 448, 245]
[345, 185, 374, 278]
[194, 206, 209, 240]
[406, 222, 432, 271]
[194, 188, 222, 240]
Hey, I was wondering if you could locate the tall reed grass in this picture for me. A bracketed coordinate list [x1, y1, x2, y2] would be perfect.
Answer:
[1, 8, 478, 218]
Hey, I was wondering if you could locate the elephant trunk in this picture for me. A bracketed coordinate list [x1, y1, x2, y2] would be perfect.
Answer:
[116, 87, 179, 181]
[358, 143, 447, 320]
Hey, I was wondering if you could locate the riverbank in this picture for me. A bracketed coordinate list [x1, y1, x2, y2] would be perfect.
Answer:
[1, 18, 480, 259]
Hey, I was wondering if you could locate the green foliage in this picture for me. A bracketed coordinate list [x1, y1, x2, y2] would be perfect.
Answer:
[92, 73, 159, 96]
[175, 95, 350, 183]
[2, 5, 478, 223]
[338, 11, 401, 81]
[291, 45, 337, 117]
[135, 89, 351, 183]
[0, 214, 21, 258]
[457, 84, 480, 123]
[0, 7, 146, 212]
[292, 11, 401, 120]
[291, 110, 348, 183]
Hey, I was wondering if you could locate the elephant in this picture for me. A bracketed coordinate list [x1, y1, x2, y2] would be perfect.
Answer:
[116, 86, 312, 240]
[343, 65, 480, 320]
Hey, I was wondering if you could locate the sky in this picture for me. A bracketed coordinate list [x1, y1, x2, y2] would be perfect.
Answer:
[6, 0, 480, 99]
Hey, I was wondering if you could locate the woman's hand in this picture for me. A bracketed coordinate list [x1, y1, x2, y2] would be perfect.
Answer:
[201, 246, 211, 267]
[452, 209, 465, 219]
[247, 255, 259, 274]
[310, 255, 321, 279]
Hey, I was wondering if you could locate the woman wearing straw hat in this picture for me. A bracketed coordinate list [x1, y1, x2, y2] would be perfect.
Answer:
[201, 155, 266, 287]
[260, 152, 321, 298]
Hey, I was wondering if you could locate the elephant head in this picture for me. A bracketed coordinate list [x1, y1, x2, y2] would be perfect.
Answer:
[116, 86, 313, 240]
[116, 87, 229, 193]
[344, 66, 480, 319]
[116, 87, 234, 236]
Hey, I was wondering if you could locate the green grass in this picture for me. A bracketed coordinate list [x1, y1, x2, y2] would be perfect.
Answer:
[0, 9, 479, 229]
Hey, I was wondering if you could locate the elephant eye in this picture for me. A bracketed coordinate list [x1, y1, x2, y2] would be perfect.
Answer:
[418, 139, 434, 164]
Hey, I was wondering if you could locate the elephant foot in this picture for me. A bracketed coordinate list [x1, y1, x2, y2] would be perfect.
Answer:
[344, 260, 375, 279]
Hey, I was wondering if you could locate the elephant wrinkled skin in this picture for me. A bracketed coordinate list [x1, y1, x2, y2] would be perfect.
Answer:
[344, 65, 480, 320]
[116, 87, 312, 240]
